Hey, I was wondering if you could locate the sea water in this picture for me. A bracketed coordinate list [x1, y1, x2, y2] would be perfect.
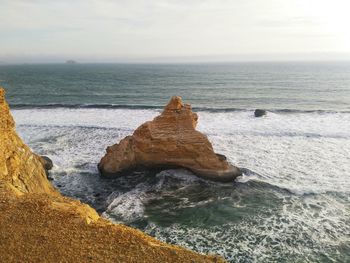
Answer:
[1, 62, 350, 262]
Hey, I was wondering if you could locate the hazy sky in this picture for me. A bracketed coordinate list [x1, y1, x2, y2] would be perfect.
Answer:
[1, 0, 350, 63]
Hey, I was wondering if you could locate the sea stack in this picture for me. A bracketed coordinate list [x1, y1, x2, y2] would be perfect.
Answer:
[98, 96, 241, 182]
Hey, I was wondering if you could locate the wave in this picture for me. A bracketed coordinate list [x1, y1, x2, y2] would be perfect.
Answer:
[10, 103, 163, 110]
[9, 103, 350, 114]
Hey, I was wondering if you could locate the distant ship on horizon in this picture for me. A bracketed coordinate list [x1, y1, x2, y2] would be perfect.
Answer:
[65, 60, 77, 64]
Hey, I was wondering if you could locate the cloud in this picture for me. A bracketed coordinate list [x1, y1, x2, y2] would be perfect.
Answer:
[0, 0, 349, 62]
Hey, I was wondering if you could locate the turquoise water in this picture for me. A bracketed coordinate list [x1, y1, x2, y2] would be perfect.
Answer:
[1, 63, 350, 262]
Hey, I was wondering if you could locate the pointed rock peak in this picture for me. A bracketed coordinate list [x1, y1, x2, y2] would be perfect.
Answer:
[157, 96, 197, 129]
[164, 96, 184, 111]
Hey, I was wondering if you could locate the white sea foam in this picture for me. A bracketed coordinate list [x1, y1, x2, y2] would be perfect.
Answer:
[13, 108, 350, 195]
[12, 108, 350, 138]
[144, 194, 350, 262]
[102, 169, 204, 223]
[12, 108, 159, 129]
[197, 110, 350, 138]
[103, 188, 146, 223]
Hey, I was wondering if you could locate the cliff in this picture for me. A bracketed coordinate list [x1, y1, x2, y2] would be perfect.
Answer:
[0, 88, 225, 263]
[99, 96, 241, 182]
[0, 88, 57, 196]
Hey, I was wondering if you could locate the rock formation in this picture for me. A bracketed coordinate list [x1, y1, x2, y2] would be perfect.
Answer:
[39, 155, 54, 171]
[0, 88, 57, 195]
[0, 88, 224, 263]
[254, 109, 267, 117]
[99, 96, 241, 182]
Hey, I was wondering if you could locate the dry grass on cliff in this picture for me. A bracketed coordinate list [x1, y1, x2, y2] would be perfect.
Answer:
[0, 190, 225, 263]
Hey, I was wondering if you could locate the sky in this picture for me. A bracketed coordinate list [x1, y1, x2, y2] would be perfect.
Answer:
[1, 0, 350, 63]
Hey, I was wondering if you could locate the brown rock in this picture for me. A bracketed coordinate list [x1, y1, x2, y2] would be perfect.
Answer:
[99, 96, 241, 182]
[0, 88, 57, 195]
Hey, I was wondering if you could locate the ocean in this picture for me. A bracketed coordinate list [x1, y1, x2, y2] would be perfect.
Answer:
[1, 62, 350, 262]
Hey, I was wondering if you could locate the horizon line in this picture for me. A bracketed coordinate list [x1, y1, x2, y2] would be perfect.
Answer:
[1, 60, 350, 65]
[1, 52, 350, 65]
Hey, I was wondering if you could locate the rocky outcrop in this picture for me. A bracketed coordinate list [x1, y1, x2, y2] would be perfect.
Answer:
[39, 155, 54, 171]
[0, 88, 224, 263]
[254, 109, 267, 117]
[0, 88, 57, 196]
[99, 96, 241, 182]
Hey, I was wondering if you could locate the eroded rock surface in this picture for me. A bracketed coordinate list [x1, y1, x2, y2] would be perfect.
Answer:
[0, 88, 57, 195]
[99, 96, 241, 182]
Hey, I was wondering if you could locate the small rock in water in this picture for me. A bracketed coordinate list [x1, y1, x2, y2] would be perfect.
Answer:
[254, 109, 267, 117]
[216, 153, 227, 161]
[41, 156, 54, 170]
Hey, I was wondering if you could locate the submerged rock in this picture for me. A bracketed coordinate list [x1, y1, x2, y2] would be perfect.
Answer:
[254, 109, 267, 117]
[98, 96, 241, 182]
